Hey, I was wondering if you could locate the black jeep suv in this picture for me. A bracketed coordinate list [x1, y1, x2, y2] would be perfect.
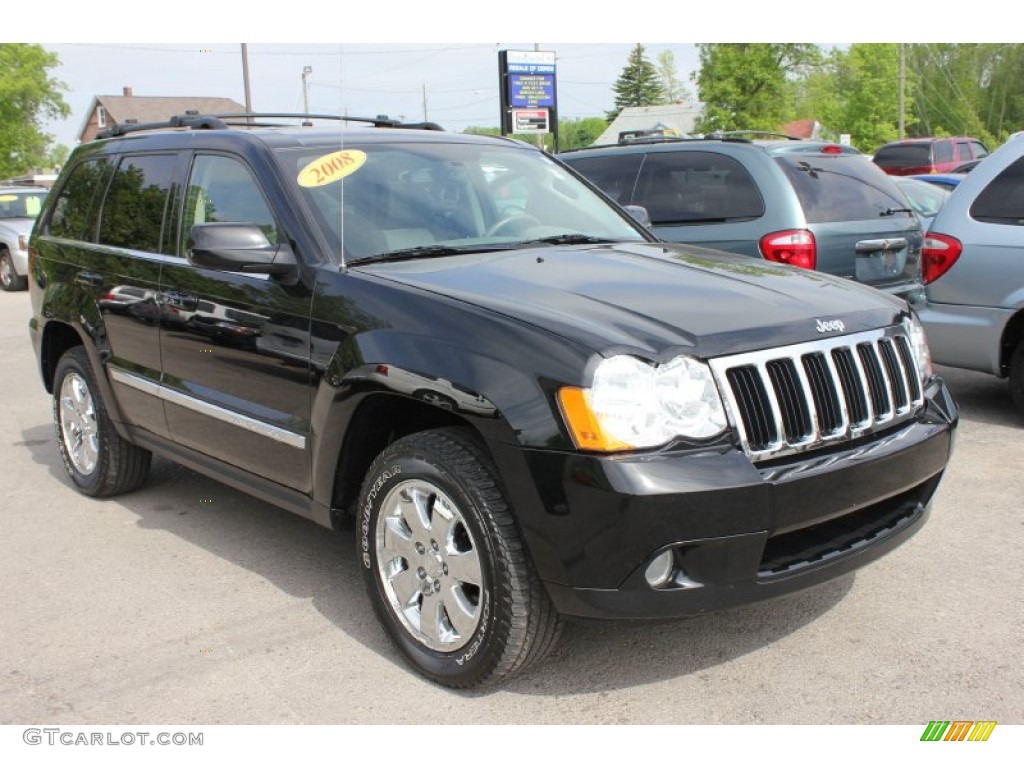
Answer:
[28, 114, 957, 688]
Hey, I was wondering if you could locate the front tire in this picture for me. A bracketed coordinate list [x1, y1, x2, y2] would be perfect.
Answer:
[0, 247, 27, 292]
[53, 347, 152, 497]
[357, 427, 561, 688]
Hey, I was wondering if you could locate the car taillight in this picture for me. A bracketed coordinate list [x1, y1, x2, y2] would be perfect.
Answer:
[760, 230, 816, 270]
[921, 233, 962, 284]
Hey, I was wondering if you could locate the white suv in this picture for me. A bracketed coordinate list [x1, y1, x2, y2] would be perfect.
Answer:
[0, 186, 48, 291]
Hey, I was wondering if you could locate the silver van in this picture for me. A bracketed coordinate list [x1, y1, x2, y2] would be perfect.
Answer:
[917, 133, 1024, 413]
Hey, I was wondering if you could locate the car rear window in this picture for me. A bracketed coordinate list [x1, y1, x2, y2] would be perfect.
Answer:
[874, 144, 931, 168]
[632, 151, 764, 224]
[970, 156, 1024, 225]
[776, 155, 912, 223]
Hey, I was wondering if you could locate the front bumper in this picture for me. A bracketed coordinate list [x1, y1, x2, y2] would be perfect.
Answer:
[11, 247, 28, 275]
[508, 377, 957, 620]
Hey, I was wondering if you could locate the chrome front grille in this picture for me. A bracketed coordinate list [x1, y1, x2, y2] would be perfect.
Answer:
[709, 328, 924, 461]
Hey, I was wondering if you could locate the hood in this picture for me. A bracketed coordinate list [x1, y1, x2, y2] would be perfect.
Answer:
[0, 218, 36, 237]
[359, 242, 907, 359]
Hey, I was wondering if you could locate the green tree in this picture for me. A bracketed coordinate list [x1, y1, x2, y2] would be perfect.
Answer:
[558, 117, 608, 149]
[906, 43, 1024, 146]
[47, 144, 71, 170]
[694, 43, 821, 133]
[0, 44, 70, 178]
[656, 50, 691, 104]
[464, 117, 607, 151]
[607, 44, 665, 121]
[799, 44, 911, 152]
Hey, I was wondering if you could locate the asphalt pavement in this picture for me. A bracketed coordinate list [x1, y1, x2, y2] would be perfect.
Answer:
[1, 289, 1021, 726]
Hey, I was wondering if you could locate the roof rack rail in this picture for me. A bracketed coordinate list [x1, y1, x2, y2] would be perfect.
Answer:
[558, 135, 752, 154]
[95, 112, 445, 139]
[708, 130, 801, 141]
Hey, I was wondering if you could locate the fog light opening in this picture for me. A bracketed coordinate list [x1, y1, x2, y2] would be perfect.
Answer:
[644, 550, 676, 588]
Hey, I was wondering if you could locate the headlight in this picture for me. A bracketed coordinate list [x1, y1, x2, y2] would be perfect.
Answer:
[904, 312, 932, 382]
[558, 354, 728, 451]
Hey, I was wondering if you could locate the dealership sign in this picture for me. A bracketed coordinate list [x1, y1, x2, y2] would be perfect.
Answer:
[512, 109, 550, 133]
[499, 50, 558, 143]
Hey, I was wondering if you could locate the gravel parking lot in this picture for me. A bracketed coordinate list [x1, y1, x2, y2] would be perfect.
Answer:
[1, 288, 1021, 726]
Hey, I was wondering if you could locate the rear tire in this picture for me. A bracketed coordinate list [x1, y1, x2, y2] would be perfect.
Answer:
[357, 427, 561, 688]
[1010, 340, 1024, 416]
[53, 347, 152, 497]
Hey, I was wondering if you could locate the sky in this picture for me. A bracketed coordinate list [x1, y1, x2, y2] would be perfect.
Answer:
[40, 43, 703, 148]
[20, 3, 952, 151]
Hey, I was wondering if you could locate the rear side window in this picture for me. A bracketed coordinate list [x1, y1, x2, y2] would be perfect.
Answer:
[970, 157, 1024, 225]
[632, 151, 764, 224]
[46, 159, 110, 240]
[934, 141, 954, 164]
[562, 153, 643, 204]
[777, 156, 911, 223]
[98, 154, 177, 254]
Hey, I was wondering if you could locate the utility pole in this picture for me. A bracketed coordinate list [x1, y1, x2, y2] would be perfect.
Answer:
[302, 66, 313, 116]
[241, 44, 253, 117]
[422, 82, 428, 121]
[898, 43, 905, 140]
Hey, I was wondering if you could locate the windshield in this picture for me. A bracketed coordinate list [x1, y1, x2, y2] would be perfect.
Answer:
[277, 140, 648, 264]
[894, 177, 951, 218]
[0, 191, 46, 219]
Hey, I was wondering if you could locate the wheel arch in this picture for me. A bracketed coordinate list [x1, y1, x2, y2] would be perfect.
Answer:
[38, 316, 130, 434]
[999, 308, 1024, 377]
[39, 320, 88, 394]
[325, 393, 489, 528]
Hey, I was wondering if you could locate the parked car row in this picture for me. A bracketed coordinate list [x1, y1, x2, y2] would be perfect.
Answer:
[560, 136, 926, 303]
[561, 131, 1024, 417]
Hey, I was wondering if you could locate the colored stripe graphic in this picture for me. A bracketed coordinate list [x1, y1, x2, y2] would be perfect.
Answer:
[920, 720, 996, 742]
[968, 722, 997, 742]
[944, 721, 974, 741]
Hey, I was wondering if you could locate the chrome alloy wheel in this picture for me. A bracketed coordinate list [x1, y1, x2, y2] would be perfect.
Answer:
[375, 479, 484, 652]
[59, 371, 99, 475]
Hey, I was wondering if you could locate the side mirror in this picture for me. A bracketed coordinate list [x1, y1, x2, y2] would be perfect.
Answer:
[189, 223, 297, 278]
[623, 205, 652, 229]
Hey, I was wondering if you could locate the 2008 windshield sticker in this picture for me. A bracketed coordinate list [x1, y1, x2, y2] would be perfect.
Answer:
[297, 150, 367, 188]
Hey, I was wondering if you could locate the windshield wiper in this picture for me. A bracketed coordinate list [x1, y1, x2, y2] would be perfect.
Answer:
[879, 207, 914, 217]
[347, 244, 485, 266]
[515, 233, 614, 246]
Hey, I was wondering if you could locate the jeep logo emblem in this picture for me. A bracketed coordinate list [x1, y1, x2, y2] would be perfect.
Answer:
[816, 318, 845, 334]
